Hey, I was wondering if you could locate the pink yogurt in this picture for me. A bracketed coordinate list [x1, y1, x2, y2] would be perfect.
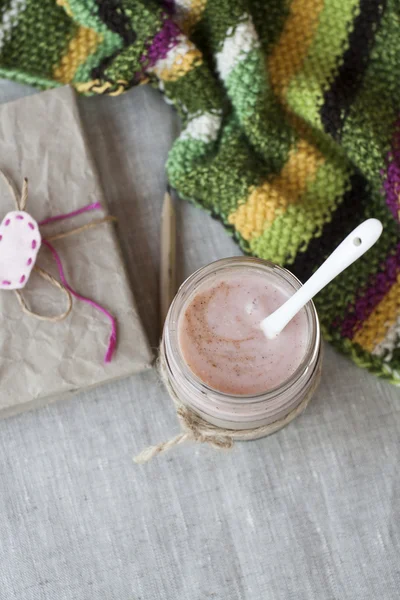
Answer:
[178, 269, 308, 395]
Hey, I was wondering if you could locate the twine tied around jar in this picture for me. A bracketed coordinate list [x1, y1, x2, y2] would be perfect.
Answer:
[133, 347, 322, 464]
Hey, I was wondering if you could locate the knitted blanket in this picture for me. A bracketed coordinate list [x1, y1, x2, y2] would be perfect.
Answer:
[0, 0, 399, 383]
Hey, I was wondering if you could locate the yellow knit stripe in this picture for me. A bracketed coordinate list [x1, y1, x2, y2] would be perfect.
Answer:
[229, 138, 324, 240]
[53, 26, 103, 84]
[56, 0, 73, 18]
[229, 0, 325, 241]
[353, 275, 400, 353]
[268, 0, 325, 102]
[175, 0, 207, 35]
[152, 47, 203, 82]
[74, 79, 129, 96]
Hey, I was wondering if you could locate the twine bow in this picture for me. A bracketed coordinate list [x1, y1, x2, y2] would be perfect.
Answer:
[134, 405, 234, 464]
[133, 349, 322, 464]
[0, 172, 118, 363]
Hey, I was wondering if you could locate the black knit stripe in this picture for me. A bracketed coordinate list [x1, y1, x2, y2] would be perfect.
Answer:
[95, 0, 136, 45]
[90, 52, 120, 84]
[290, 172, 369, 282]
[320, 0, 386, 140]
[90, 0, 137, 83]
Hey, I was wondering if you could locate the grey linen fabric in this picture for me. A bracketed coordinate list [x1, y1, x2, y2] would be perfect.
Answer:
[0, 80, 399, 600]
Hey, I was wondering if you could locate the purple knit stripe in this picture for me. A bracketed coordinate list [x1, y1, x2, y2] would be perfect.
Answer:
[141, 18, 181, 69]
[382, 119, 400, 221]
[339, 242, 400, 339]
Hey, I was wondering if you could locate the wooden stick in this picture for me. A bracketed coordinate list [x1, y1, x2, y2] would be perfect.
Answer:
[160, 190, 177, 330]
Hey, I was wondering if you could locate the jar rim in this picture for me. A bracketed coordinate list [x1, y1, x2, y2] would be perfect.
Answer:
[164, 257, 321, 406]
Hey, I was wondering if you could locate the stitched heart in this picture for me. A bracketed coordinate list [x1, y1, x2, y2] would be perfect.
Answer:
[0, 211, 41, 290]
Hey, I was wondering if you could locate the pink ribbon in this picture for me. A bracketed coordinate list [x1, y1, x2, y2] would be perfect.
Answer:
[39, 203, 117, 363]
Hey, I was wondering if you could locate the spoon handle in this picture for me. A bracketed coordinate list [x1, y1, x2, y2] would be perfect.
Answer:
[261, 219, 383, 339]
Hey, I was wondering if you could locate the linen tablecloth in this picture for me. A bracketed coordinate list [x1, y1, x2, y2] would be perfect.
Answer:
[0, 80, 399, 600]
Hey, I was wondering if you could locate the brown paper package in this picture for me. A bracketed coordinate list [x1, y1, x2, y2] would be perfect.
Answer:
[0, 86, 152, 417]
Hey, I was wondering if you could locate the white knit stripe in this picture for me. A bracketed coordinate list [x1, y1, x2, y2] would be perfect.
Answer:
[0, 0, 27, 51]
[174, 0, 207, 33]
[215, 17, 260, 81]
[157, 79, 189, 114]
[148, 34, 196, 76]
[180, 112, 222, 143]
[174, 0, 193, 11]
[174, 0, 197, 25]
[372, 316, 400, 361]
[380, 362, 400, 385]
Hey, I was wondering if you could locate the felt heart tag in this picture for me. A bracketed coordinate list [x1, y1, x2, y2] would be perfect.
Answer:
[0, 211, 41, 290]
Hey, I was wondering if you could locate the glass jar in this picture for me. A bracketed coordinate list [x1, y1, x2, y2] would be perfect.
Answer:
[161, 257, 322, 434]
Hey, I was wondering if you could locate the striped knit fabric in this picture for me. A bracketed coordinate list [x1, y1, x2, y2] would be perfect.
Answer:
[0, 0, 399, 383]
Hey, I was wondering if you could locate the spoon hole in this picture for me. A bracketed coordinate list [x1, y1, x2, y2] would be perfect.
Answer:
[353, 237, 362, 247]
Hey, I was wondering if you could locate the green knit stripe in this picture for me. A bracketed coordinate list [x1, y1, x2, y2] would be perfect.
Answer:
[387, 336, 400, 373]
[226, 50, 275, 120]
[66, 0, 163, 85]
[167, 137, 216, 190]
[313, 208, 399, 329]
[314, 226, 398, 330]
[245, 0, 291, 53]
[66, 0, 123, 83]
[0, 1, 13, 19]
[225, 47, 293, 172]
[162, 63, 224, 122]
[341, 0, 400, 196]
[102, 41, 144, 84]
[310, 0, 400, 327]
[167, 117, 262, 217]
[327, 332, 400, 386]
[0, 1, 74, 80]
[67, 0, 111, 32]
[74, 30, 122, 83]
[100, 0, 164, 84]
[190, 0, 289, 72]
[198, 0, 253, 52]
[249, 157, 351, 264]
[286, 0, 360, 129]
[0, 67, 62, 90]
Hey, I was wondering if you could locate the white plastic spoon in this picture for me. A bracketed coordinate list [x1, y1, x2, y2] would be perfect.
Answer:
[260, 219, 383, 339]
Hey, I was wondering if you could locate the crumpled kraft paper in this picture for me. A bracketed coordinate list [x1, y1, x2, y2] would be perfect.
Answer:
[0, 86, 152, 417]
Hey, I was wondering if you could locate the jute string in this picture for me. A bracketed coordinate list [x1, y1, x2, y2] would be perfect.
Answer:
[1, 171, 116, 323]
[15, 265, 73, 322]
[45, 217, 116, 243]
[134, 346, 322, 464]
